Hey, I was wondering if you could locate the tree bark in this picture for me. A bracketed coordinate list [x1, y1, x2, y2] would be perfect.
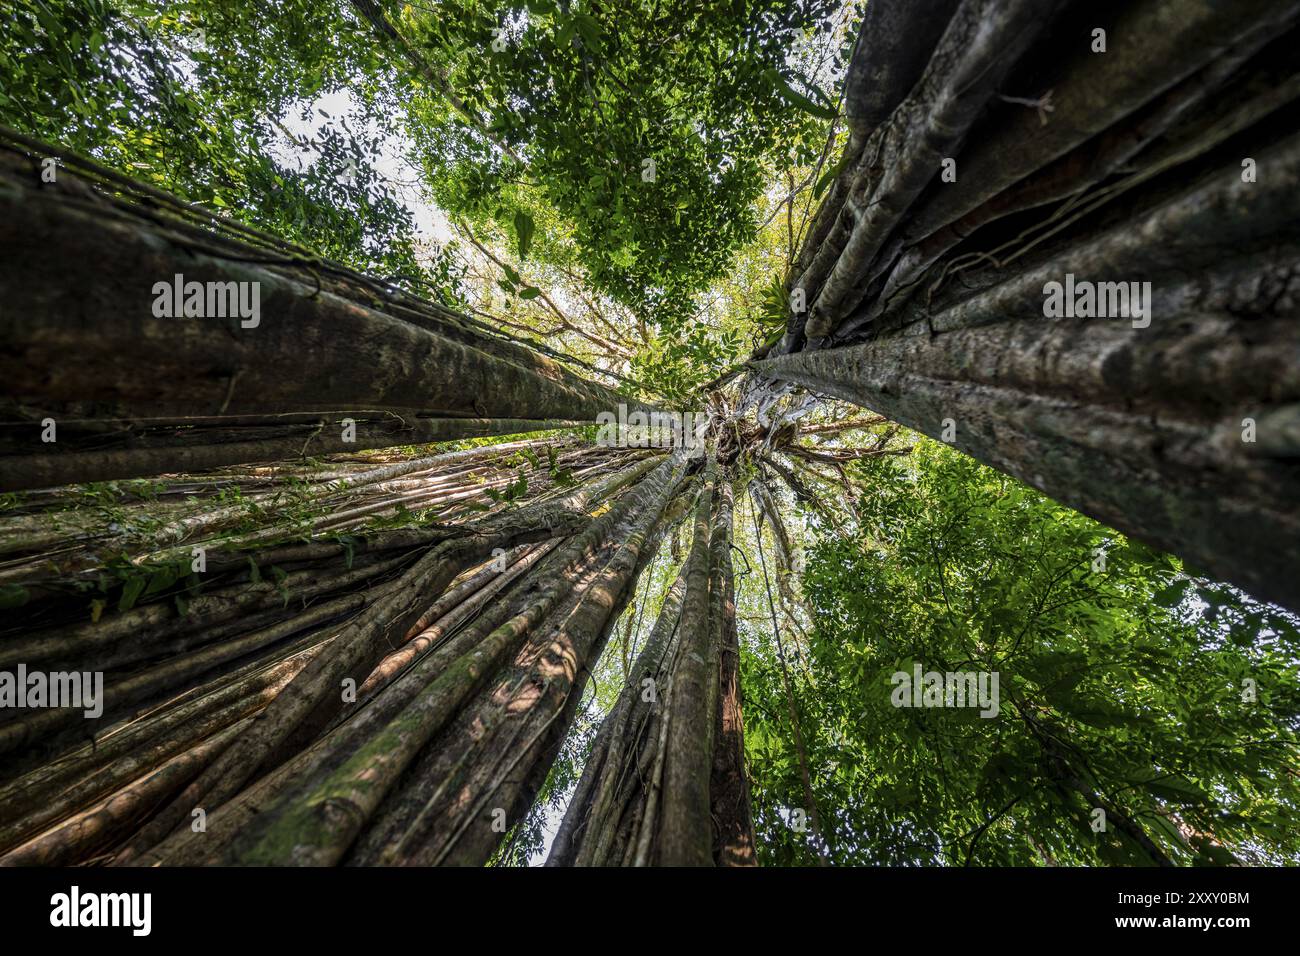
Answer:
[709, 479, 757, 866]
[758, 0, 1300, 611]
[0, 139, 657, 490]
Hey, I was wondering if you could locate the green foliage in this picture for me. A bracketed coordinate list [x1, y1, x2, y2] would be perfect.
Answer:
[513, 209, 535, 260]
[490, 710, 598, 867]
[1, 0, 464, 303]
[484, 469, 529, 505]
[1, 0, 848, 400]
[743, 440, 1300, 866]
[406, 0, 840, 329]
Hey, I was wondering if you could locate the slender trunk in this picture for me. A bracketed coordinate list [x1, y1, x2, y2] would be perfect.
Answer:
[195, 454, 687, 866]
[709, 480, 757, 866]
[552, 466, 759, 866]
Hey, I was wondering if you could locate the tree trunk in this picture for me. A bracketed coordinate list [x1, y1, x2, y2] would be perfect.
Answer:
[756, 0, 1300, 611]
[0, 136, 657, 490]
[548, 466, 759, 866]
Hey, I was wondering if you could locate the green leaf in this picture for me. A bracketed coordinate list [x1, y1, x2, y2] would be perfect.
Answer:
[118, 576, 146, 612]
[573, 13, 603, 54]
[812, 155, 848, 200]
[514, 210, 535, 260]
[143, 564, 179, 598]
[1142, 776, 1211, 805]
[1154, 579, 1188, 606]
[519, 286, 541, 299]
[765, 69, 836, 120]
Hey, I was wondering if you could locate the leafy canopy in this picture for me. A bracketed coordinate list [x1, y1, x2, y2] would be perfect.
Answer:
[405, 0, 840, 329]
[743, 440, 1300, 866]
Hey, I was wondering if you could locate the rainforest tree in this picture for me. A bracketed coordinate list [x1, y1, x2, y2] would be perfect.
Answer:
[0, 0, 1297, 868]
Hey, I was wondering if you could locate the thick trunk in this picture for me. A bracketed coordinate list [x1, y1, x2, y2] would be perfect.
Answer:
[0, 430, 664, 867]
[804, 0, 1066, 336]
[759, 0, 1300, 610]
[708, 480, 757, 866]
[112, 455, 664, 861]
[159, 453, 689, 866]
[756, 296, 1300, 610]
[655, 464, 721, 866]
[0, 136, 656, 490]
[785, 0, 1300, 343]
[0, 416, 578, 492]
[544, 479, 708, 868]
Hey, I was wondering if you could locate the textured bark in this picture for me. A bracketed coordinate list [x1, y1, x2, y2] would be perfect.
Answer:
[358, 456, 691, 866]
[0, 649, 308, 855]
[0, 551, 410, 675]
[351, 542, 555, 704]
[806, 0, 1066, 335]
[707, 480, 757, 866]
[865, 21, 1300, 328]
[897, 0, 1300, 259]
[756, 307, 1300, 610]
[787, 0, 1300, 341]
[758, 0, 1300, 610]
[548, 476, 713, 866]
[114, 455, 663, 861]
[654, 465, 721, 866]
[0, 453, 674, 868]
[787, 0, 961, 326]
[0, 416, 578, 492]
[200, 453, 687, 866]
[902, 128, 1300, 337]
[841, 0, 964, 149]
[545, 561, 692, 867]
[549, 467, 759, 867]
[0, 721, 248, 867]
[0, 140, 656, 489]
[0, 438, 604, 596]
[0, 563, 404, 764]
[0, 112, 711, 866]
